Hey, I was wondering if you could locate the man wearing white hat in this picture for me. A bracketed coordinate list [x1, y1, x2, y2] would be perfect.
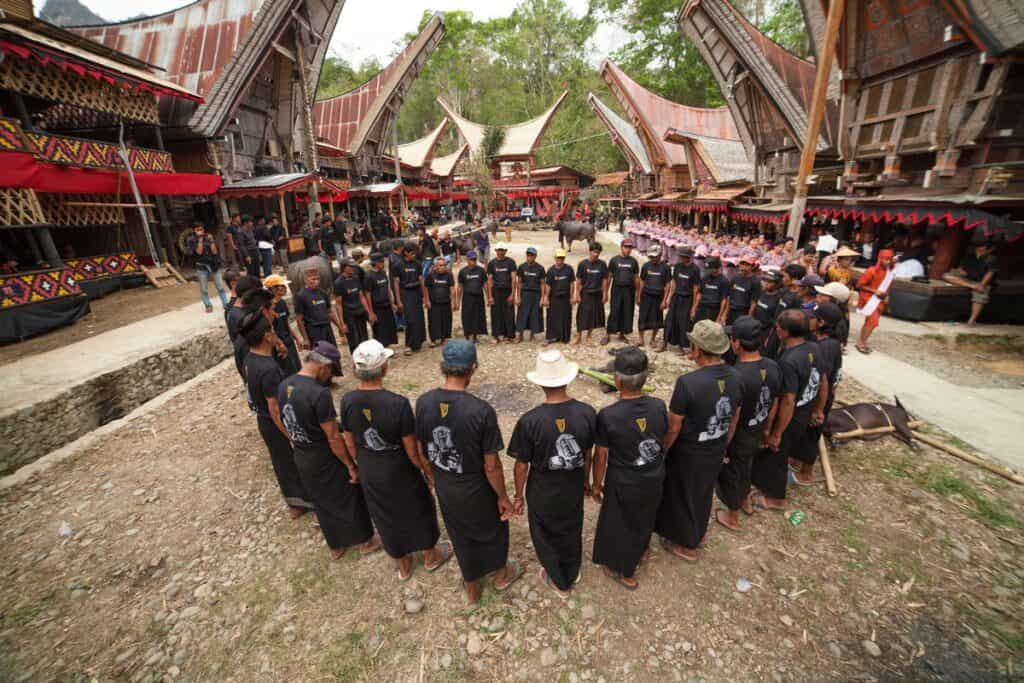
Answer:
[340, 340, 453, 581]
[508, 350, 596, 597]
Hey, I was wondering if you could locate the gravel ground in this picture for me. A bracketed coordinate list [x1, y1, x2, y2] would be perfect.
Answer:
[868, 332, 1024, 389]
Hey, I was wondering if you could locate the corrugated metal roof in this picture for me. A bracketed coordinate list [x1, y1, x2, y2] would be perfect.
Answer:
[437, 90, 568, 159]
[586, 92, 653, 174]
[314, 13, 445, 157]
[601, 60, 739, 169]
[664, 128, 752, 184]
[397, 119, 448, 169]
[944, 0, 1024, 55]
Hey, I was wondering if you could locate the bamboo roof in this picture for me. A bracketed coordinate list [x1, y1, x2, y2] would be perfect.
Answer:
[436, 90, 568, 159]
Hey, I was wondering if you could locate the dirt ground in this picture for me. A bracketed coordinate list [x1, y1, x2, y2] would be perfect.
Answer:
[0, 284, 199, 367]
[1, 331, 1021, 682]
[869, 332, 1024, 390]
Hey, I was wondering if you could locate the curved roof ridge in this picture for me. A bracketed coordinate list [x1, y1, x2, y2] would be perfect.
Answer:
[430, 144, 469, 178]
[586, 92, 653, 175]
[437, 90, 568, 159]
[67, 0, 223, 29]
[397, 119, 449, 169]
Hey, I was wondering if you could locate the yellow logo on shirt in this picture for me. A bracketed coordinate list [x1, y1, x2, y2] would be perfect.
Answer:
[440, 403, 449, 418]
[636, 417, 647, 432]
[761, 368, 767, 381]
[556, 418, 566, 433]
[717, 379, 725, 394]
[362, 408, 372, 422]
[808, 352, 815, 363]
[286, 385, 294, 399]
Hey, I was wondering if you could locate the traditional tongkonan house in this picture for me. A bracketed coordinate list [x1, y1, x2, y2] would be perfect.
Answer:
[436, 91, 570, 219]
[0, 0, 222, 342]
[70, 0, 345, 251]
[586, 92, 655, 197]
[679, 0, 840, 231]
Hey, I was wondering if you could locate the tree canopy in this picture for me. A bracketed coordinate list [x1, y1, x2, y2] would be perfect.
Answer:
[314, 0, 810, 175]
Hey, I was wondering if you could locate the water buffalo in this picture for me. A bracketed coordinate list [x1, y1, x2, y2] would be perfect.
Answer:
[286, 254, 334, 295]
[825, 397, 916, 447]
[556, 221, 597, 252]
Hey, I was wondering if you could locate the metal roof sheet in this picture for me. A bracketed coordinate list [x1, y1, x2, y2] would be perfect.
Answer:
[586, 92, 653, 175]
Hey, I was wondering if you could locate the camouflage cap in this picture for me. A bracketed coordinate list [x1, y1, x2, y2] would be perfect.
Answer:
[687, 319, 730, 355]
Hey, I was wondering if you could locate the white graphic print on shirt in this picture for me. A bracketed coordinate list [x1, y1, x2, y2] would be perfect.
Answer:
[634, 438, 663, 467]
[749, 384, 772, 427]
[698, 395, 733, 442]
[427, 426, 462, 473]
[797, 367, 821, 408]
[282, 404, 310, 445]
[549, 433, 584, 471]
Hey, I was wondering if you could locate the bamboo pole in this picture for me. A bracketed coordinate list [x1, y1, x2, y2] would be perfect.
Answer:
[817, 435, 837, 496]
[785, 0, 845, 241]
[911, 431, 1024, 486]
[829, 420, 925, 440]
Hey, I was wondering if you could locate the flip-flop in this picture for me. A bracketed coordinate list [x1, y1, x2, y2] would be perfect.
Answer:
[855, 345, 872, 355]
[601, 566, 638, 591]
[751, 493, 785, 512]
[359, 536, 382, 556]
[714, 509, 741, 532]
[788, 470, 816, 486]
[424, 541, 453, 573]
[397, 563, 414, 582]
[659, 537, 697, 562]
[493, 559, 523, 592]
[540, 568, 570, 600]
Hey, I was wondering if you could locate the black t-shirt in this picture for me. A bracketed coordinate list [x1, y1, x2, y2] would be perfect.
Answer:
[339, 388, 415, 457]
[517, 262, 546, 292]
[294, 287, 330, 325]
[640, 261, 671, 295]
[698, 273, 731, 308]
[388, 252, 403, 278]
[508, 400, 597, 472]
[425, 271, 454, 304]
[185, 234, 218, 268]
[392, 260, 423, 292]
[439, 238, 456, 256]
[363, 269, 392, 307]
[816, 335, 842, 387]
[963, 253, 998, 285]
[272, 299, 294, 341]
[458, 265, 486, 296]
[244, 352, 284, 419]
[779, 340, 823, 425]
[254, 225, 272, 245]
[729, 274, 761, 311]
[672, 263, 700, 298]
[734, 358, 781, 434]
[576, 258, 609, 293]
[545, 263, 575, 297]
[415, 388, 504, 475]
[226, 304, 246, 342]
[669, 364, 742, 451]
[277, 374, 334, 447]
[754, 291, 782, 325]
[595, 396, 668, 471]
[235, 227, 257, 251]
[487, 257, 517, 290]
[780, 290, 801, 312]
[421, 235, 438, 259]
[608, 255, 639, 288]
[269, 224, 286, 248]
[333, 274, 365, 315]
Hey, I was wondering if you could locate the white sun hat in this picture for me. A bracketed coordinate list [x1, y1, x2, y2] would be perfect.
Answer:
[352, 339, 394, 372]
[526, 349, 580, 388]
[495, 241, 509, 251]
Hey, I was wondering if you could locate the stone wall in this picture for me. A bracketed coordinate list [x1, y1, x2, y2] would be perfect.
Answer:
[0, 329, 231, 475]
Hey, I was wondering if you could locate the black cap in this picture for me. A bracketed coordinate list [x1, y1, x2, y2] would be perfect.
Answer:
[724, 315, 762, 342]
[369, 252, 385, 263]
[402, 241, 418, 253]
[813, 302, 844, 325]
[706, 256, 722, 268]
[762, 270, 783, 283]
[678, 246, 694, 257]
[613, 346, 649, 375]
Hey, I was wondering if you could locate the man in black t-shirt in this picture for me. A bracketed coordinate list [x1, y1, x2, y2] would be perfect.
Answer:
[333, 259, 371, 353]
[637, 245, 671, 347]
[486, 243, 517, 343]
[754, 270, 784, 352]
[606, 239, 640, 343]
[363, 253, 398, 347]
[278, 342, 379, 558]
[542, 249, 575, 344]
[415, 340, 521, 604]
[456, 251, 487, 341]
[509, 349, 596, 596]
[664, 247, 700, 353]
[657, 321, 742, 560]
[727, 256, 761, 324]
[236, 215, 260, 278]
[515, 246, 546, 342]
[943, 240, 999, 326]
[268, 214, 288, 268]
[424, 257, 454, 345]
[224, 212, 242, 268]
[293, 269, 342, 375]
[573, 242, 610, 346]
[792, 303, 843, 484]
[718, 316, 781, 530]
[185, 223, 228, 312]
[694, 257, 730, 325]
[392, 243, 426, 354]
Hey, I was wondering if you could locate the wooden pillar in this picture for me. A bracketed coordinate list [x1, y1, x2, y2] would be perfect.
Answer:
[278, 194, 289, 236]
[34, 227, 63, 268]
[929, 224, 965, 279]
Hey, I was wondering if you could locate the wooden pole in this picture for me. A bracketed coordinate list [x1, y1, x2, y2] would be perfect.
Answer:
[911, 431, 1024, 486]
[818, 435, 837, 496]
[785, 0, 845, 242]
[278, 194, 289, 236]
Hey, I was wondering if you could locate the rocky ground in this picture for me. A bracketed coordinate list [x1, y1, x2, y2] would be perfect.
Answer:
[1, 330, 1021, 682]
[869, 332, 1024, 390]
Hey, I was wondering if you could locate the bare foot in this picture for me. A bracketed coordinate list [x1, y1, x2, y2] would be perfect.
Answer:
[330, 547, 347, 560]
[715, 509, 741, 531]
[288, 506, 309, 520]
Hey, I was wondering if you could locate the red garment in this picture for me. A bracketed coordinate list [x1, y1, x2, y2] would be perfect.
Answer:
[857, 249, 894, 325]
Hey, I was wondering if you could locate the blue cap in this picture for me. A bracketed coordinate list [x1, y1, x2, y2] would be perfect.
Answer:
[311, 341, 342, 372]
[526, 246, 537, 255]
[466, 250, 478, 260]
[441, 339, 477, 369]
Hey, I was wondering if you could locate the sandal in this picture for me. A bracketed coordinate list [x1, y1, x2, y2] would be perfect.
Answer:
[397, 562, 414, 582]
[424, 541, 454, 573]
[788, 470, 816, 486]
[540, 568, 570, 600]
[659, 537, 697, 562]
[601, 566, 638, 591]
[359, 536, 382, 556]
[493, 559, 523, 592]
[855, 344, 872, 355]
[714, 508, 741, 532]
[751, 493, 785, 512]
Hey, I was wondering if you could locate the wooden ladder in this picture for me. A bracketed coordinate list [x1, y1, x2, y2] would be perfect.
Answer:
[142, 264, 187, 288]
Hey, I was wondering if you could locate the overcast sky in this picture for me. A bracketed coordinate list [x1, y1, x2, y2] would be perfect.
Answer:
[79, 0, 628, 66]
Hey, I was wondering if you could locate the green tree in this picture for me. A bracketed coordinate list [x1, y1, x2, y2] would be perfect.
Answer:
[760, 0, 811, 58]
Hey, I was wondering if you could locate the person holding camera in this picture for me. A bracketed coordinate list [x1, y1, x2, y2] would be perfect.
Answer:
[186, 222, 229, 313]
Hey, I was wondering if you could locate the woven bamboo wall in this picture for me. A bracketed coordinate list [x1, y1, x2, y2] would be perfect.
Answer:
[0, 187, 46, 227]
[37, 194, 127, 226]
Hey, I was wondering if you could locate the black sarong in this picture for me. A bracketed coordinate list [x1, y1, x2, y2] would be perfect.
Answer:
[293, 443, 374, 550]
[726, 308, 745, 325]
[576, 291, 606, 332]
[359, 450, 440, 558]
[637, 291, 663, 330]
[491, 288, 515, 339]
[461, 293, 487, 336]
[655, 442, 723, 550]
[428, 303, 453, 342]
[693, 304, 719, 325]
[606, 286, 635, 335]
[276, 337, 301, 376]
[664, 296, 693, 347]
[592, 463, 663, 578]
[526, 467, 584, 591]
[516, 290, 543, 334]
[434, 469, 509, 582]
[401, 289, 426, 351]
[546, 296, 572, 342]
[257, 417, 313, 510]
[233, 336, 248, 381]
[717, 428, 759, 510]
[751, 420, 807, 500]
[342, 310, 369, 353]
[304, 322, 341, 375]
[371, 303, 398, 346]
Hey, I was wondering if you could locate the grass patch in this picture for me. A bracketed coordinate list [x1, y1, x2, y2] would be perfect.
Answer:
[1, 590, 55, 628]
[920, 469, 1019, 529]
